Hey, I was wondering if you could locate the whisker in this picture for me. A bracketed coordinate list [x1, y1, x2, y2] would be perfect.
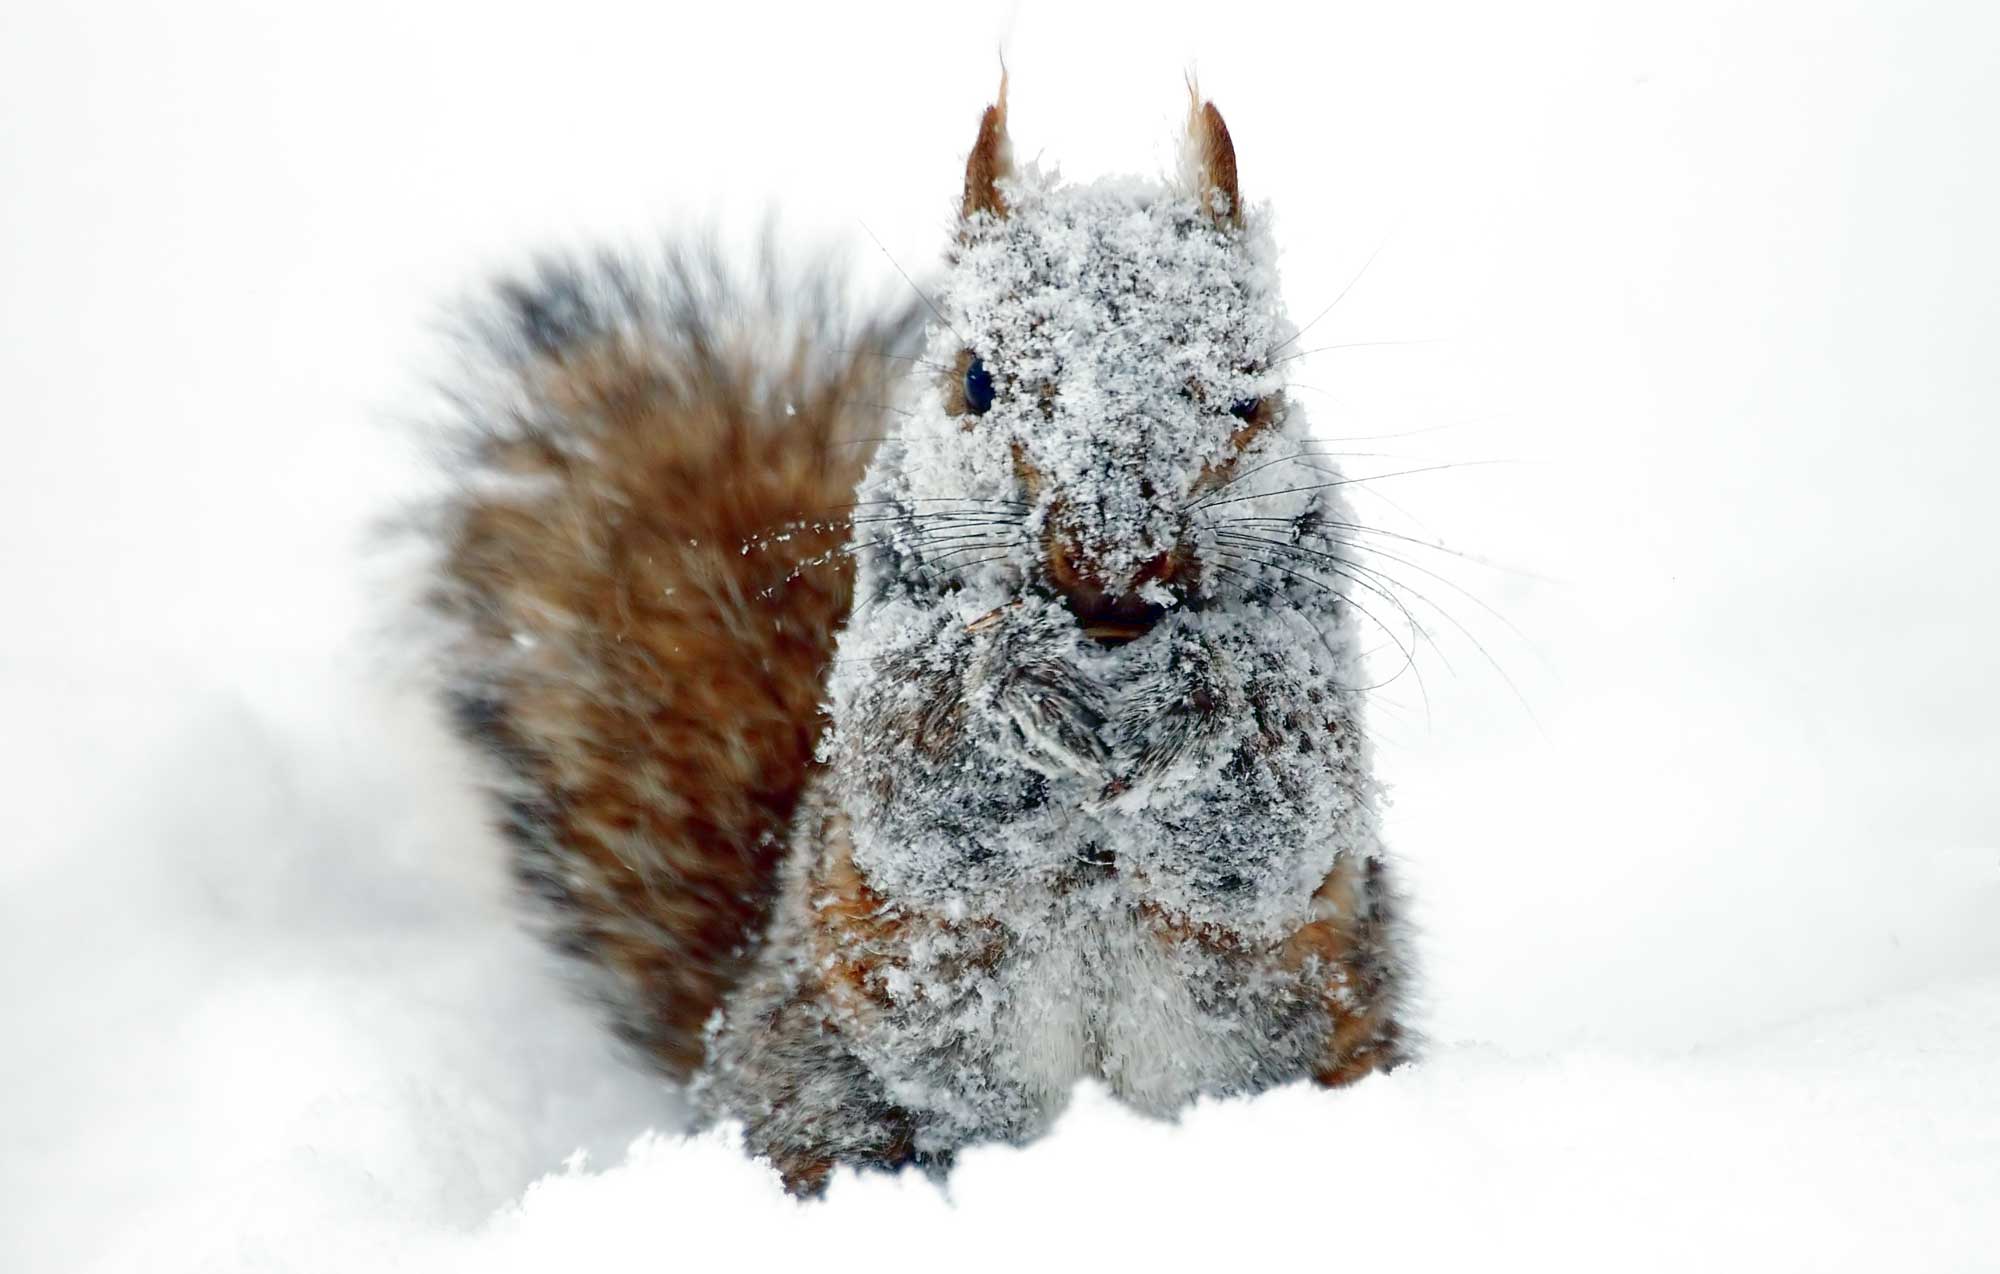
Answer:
[1341, 553, 1546, 735]
[1203, 557, 1412, 699]
[860, 219, 963, 345]
[797, 526, 1022, 567]
[1218, 512, 1558, 582]
[1273, 338, 1442, 368]
[1267, 239, 1385, 359]
[1192, 460, 1511, 512]
[1322, 536, 1542, 660]
[1212, 532, 1454, 676]
[840, 514, 1026, 532]
[1211, 537, 1445, 680]
[920, 541, 1018, 568]
[759, 523, 1016, 604]
[1216, 526, 1547, 732]
[931, 551, 1015, 576]
[811, 496, 1033, 514]
[836, 348, 948, 373]
[1191, 445, 1429, 505]
[1210, 547, 1429, 718]
[735, 511, 1026, 558]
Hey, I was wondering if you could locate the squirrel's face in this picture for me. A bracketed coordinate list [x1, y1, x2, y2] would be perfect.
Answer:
[880, 81, 1297, 645]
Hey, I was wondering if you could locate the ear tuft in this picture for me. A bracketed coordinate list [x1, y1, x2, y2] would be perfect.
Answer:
[1183, 80, 1241, 228]
[962, 69, 1013, 221]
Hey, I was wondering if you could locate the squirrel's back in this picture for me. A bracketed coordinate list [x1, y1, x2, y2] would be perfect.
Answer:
[427, 249, 916, 1077]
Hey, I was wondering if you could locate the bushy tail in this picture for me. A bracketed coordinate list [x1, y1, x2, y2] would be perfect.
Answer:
[426, 246, 917, 1079]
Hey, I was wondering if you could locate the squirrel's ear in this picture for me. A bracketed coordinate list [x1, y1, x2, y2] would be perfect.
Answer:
[1182, 80, 1241, 228]
[962, 70, 1013, 221]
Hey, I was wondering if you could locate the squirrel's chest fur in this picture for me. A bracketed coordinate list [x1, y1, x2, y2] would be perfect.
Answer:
[828, 596, 1372, 935]
[702, 597, 1388, 1152]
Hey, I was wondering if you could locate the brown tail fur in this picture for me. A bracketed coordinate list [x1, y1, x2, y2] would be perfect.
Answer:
[425, 246, 917, 1078]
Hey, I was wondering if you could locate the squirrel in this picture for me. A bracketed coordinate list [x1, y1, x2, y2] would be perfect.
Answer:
[425, 77, 1411, 1196]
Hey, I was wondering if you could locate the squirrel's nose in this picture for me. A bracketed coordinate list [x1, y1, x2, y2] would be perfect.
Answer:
[1044, 538, 1193, 646]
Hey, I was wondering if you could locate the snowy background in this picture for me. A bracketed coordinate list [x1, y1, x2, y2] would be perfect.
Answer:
[4, 2, 1997, 1270]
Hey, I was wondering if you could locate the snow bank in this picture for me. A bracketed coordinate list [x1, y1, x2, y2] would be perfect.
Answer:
[469, 979, 2000, 1274]
[5, 657, 1991, 1274]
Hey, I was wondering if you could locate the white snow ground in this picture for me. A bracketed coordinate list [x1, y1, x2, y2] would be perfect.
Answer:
[4, 3, 1997, 1271]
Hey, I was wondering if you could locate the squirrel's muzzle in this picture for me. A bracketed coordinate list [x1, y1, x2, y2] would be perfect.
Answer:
[1045, 535, 1195, 646]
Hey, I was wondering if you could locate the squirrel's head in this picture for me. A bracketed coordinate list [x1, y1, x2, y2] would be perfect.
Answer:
[865, 77, 1301, 645]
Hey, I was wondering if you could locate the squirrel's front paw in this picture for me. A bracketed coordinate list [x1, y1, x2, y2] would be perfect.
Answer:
[967, 609, 1111, 782]
[1107, 638, 1243, 791]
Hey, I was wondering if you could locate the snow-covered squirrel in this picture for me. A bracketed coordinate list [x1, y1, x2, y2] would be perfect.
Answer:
[427, 78, 1412, 1194]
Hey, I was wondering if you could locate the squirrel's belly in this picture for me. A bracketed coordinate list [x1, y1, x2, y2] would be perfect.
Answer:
[982, 889, 1323, 1116]
[987, 915, 1097, 1101]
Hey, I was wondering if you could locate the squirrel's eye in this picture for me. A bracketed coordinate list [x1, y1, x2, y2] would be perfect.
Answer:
[1229, 397, 1261, 421]
[964, 357, 995, 415]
